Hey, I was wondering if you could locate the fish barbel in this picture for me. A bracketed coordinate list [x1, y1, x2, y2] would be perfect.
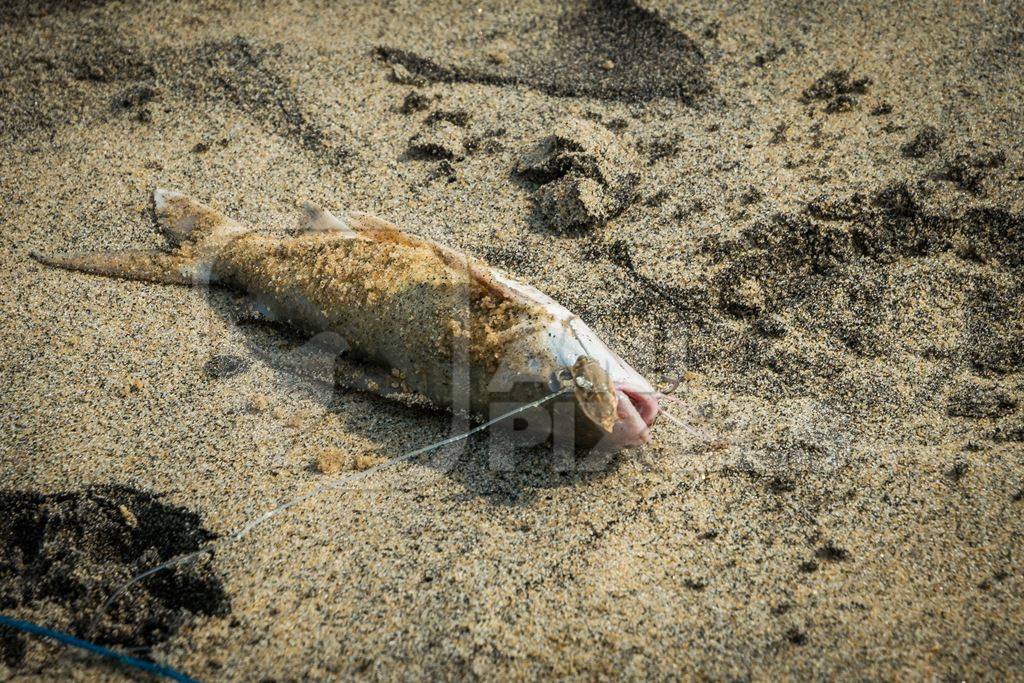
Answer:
[33, 190, 659, 450]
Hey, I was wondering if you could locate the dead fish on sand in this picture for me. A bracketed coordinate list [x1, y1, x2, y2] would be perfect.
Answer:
[32, 190, 659, 450]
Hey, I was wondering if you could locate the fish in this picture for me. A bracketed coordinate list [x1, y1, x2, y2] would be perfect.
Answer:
[32, 189, 659, 450]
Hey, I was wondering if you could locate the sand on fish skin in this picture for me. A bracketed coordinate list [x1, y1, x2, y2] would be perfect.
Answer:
[211, 224, 551, 410]
[1, 0, 1023, 680]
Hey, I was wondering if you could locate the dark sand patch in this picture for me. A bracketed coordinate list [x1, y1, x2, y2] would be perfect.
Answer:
[377, 0, 709, 103]
[0, 32, 347, 165]
[901, 125, 944, 159]
[177, 37, 349, 166]
[0, 486, 228, 667]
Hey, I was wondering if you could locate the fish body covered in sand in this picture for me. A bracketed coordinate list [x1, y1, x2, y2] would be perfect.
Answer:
[34, 190, 659, 450]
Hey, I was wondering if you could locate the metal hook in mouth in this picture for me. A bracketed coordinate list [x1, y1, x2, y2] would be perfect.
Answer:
[657, 374, 685, 395]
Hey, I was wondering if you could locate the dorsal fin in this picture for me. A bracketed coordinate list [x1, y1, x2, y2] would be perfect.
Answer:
[304, 207, 558, 313]
[299, 202, 359, 237]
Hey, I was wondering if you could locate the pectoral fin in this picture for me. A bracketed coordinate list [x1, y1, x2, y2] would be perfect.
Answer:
[333, 356, 416, 399]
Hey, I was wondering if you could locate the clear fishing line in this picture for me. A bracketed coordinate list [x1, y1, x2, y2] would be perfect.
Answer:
[91, 387, 573, 634]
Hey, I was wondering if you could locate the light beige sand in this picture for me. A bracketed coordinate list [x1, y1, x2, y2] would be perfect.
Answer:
[2, 0, 1022, 679]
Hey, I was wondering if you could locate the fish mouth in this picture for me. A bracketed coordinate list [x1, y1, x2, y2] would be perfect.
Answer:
[612, 384, 660, 446]
[567, 356, 659, 448]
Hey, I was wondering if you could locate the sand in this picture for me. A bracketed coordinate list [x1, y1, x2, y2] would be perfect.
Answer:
[1, 0, 1022, 679]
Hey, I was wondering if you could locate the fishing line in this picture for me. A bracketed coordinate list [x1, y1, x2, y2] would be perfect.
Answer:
[0, 614, 198, 683]
[655, 393, 704, 436]
[657, 407, 705, 439]
[655, 392, 723, 445]
[90, 387, 573, 635]
[656, 391, 695, 411]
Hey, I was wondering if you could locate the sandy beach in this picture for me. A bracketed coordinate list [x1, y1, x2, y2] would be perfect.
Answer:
[2, 0, 1022, 679]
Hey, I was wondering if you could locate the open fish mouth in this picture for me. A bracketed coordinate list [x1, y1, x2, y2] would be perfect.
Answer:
[619, 385, 659, 426]
[614, 384, 659, 445]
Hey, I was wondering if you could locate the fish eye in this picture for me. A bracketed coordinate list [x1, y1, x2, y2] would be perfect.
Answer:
[548, 367, 573, 391]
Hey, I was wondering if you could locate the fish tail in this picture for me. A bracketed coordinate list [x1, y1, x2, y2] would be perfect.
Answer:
[31, 189, 248, 286]
[152, 188, 246, 246]
[30, 247, 203, 285]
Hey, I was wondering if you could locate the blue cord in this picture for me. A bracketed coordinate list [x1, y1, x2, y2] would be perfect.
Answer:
[0, 614, 200, 683]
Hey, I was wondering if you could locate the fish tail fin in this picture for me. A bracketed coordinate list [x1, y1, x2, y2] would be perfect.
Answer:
[29, 248, 201, 285]
[153, 188, 247, 246]
[31, 189, 248, 286]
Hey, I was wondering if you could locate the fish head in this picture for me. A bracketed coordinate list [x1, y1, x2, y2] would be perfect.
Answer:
[570, 355, 659, 449]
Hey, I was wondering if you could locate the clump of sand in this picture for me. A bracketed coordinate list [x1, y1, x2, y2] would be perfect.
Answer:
[314, 448, 385, 475]
[516, 117, 642, 230]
